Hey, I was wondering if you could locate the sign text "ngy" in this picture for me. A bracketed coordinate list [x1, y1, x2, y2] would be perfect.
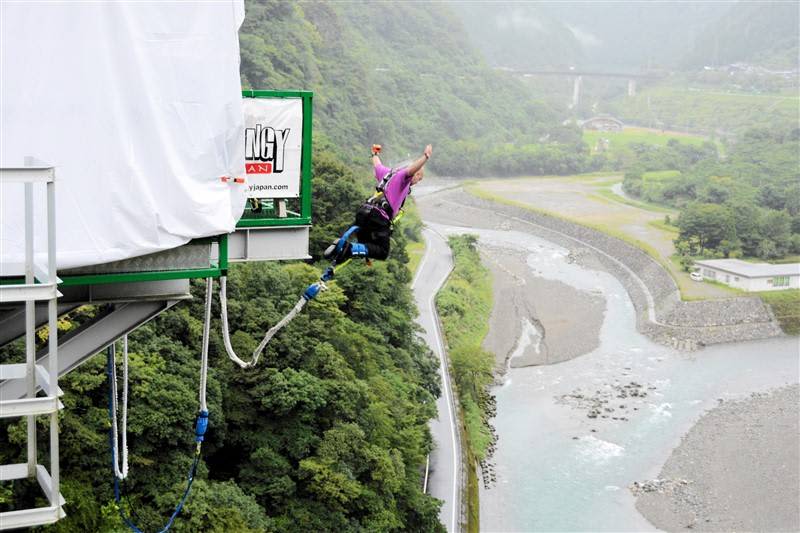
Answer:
[245, 125, 290, 173]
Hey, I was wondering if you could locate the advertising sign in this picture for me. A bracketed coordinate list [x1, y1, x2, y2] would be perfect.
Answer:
[243, 97, 302, 198]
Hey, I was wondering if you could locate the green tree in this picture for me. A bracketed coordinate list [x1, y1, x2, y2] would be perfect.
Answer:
[676, 203, 736, 254]
[757, 210, 793, 259]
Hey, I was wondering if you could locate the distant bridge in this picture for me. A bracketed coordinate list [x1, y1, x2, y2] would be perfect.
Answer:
[495, 67, 665, 107]
[497, 68, 663, 80]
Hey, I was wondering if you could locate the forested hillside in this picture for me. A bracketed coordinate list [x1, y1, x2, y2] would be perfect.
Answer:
[239, 1, 588, 177]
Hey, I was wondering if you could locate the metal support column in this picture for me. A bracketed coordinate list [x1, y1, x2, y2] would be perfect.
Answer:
[25, 181, 36, 478]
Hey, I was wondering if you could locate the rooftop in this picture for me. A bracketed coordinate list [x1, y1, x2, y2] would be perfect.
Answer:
[695, 259, 800, 278]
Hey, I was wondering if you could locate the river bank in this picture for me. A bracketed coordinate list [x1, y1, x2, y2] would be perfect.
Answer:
[635, 384, 799, 532]
[480, 245, 604, 373]
[416, 183, 799, 531]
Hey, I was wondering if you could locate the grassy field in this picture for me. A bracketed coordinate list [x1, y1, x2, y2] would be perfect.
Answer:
[591, 186, 675, 214]
[648, 219, 680, 233]
[756, 290, 800, 335]
[584, 127, 707, 155]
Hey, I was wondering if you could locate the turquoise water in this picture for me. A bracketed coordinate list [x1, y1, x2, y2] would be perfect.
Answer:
[435, 225, 799, 532]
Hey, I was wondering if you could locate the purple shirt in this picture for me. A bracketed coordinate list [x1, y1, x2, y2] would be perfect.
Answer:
[374, 164, 411, 219]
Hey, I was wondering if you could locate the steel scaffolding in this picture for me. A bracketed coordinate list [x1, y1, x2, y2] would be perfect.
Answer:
[0, 160, 66, 529]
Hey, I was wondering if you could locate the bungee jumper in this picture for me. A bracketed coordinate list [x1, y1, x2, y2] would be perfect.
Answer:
[323, 143, 433, 262]
[219, 143, 434, 369]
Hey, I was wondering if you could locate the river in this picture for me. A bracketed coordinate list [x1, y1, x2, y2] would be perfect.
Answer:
[427, 222, 798, 532]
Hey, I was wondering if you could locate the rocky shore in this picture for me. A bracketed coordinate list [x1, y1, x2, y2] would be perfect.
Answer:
[635, 385, 799, 532]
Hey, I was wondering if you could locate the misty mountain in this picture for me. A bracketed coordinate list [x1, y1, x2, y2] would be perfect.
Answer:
[450, 2, 585, 70]
[454, 2, 797, 72]
[537, 1, 727, 70]
[682, 1, 799, 69]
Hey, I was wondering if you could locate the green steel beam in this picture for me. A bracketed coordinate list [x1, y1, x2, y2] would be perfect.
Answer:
[219, 233, 229, 275]
[242, 90, 313, 99]
[235, 218, 311, 228]
[58, 267, 222, 287]
[301, 92, 313, 224]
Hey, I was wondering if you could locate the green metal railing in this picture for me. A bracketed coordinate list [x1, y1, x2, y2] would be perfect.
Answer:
[0, 235, 229, 288]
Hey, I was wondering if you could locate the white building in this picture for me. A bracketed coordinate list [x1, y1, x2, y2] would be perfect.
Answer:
[694, 259, 800, 292]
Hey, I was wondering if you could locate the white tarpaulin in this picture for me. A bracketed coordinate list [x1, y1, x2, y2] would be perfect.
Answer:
[0, 1, 247, 273]
[243, 98, 303, 198]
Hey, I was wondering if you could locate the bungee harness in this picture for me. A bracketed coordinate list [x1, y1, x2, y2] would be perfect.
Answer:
[219, 169, 410, 367]
[107, 278, 212, 533]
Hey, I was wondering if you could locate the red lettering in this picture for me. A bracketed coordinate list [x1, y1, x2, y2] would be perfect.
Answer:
[245, 162, 273, 174]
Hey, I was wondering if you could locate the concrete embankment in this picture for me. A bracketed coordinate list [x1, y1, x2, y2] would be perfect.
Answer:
[430, 189, 783, 349]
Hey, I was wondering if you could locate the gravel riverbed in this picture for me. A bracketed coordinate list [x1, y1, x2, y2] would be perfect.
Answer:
[635, 384, 800, 532]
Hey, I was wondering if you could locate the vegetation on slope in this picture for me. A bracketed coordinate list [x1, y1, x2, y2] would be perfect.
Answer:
[239, 0, 593, 178]
[757, 290, 800, 335]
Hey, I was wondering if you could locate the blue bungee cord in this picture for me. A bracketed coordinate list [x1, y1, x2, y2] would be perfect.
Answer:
[107, 277, 212, 533]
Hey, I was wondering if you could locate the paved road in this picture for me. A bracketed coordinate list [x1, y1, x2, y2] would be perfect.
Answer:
[412, 227, 460, 533]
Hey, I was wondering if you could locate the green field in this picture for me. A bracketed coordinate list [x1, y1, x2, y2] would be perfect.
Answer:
[584, 127, 707, 155]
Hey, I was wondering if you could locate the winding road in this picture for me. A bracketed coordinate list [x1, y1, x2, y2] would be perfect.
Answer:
[412, 227, 461, 533]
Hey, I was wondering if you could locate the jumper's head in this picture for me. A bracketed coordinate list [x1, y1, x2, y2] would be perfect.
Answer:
[411, 168, 424, 185]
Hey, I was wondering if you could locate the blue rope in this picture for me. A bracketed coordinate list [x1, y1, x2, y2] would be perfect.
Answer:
[107, 345, 207, 533]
